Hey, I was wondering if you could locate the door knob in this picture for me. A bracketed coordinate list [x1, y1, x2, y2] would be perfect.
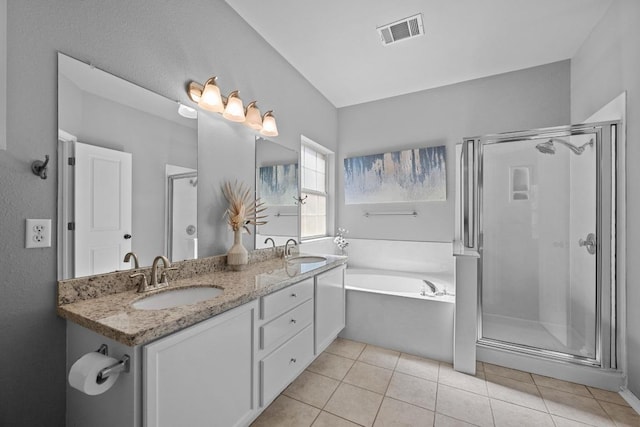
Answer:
[124, 234, 132, 240]
[578, 233, 596, 255]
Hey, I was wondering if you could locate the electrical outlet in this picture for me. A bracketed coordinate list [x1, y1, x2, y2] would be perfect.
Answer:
[26, 219, 51, 248]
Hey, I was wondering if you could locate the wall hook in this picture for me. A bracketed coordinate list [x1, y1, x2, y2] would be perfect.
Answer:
[293, 195, 308, 205]
[31, 155, 49, 179]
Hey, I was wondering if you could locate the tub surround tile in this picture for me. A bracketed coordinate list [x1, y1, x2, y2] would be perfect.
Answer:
[435, 384, 494, 427]
[325, 337, 366, 360]
[490, 398, 554, 427]
[386, 371, 437, 410]
[395, 353, 440, 382]
[343, 361, 393, 394]
[57, 253, 347, 346]
[251, 395, 319, 427]
[373, 397, 435, 427]
[324, 383, 383, 427]
[307, 353, 355, 381]
[358, 345, 400, 370]
[538, 386, 614, 426]
[283, 370, 340, 409]
[485, 373, 547, 412]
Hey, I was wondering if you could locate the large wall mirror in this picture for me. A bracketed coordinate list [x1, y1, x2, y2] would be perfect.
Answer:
[255, 136, 299, 248]
[57, 53, 198, 279]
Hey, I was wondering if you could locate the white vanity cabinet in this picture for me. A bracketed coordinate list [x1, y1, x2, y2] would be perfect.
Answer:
[143, 300, 259, 427]
[315, 264, 346, 354]
[257, 278, 315, 407]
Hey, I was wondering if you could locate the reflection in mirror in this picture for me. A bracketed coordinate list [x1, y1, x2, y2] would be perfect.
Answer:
[57, 53, 198, 279]
[255, 137, 299, 248]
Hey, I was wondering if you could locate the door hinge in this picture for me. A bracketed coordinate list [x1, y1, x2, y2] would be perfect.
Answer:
[67, 222, 75, 231]
[68, 157, 76, 166]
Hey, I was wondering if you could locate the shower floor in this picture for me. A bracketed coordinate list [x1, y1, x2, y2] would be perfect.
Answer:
[482, 313, 594, 358]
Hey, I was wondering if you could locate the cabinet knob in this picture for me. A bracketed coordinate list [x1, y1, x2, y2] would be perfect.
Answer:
[290, 318, 296, 324]
[290, 293, 297, 298]
[290, 358, 297, 363]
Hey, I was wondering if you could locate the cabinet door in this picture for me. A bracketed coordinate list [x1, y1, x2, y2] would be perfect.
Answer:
[315, 265, 346, 354]
[144, 301, 257, 427]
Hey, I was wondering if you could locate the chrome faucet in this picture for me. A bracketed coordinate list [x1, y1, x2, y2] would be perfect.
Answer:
[264, 237, 276, 249]
[284, 239, 298, 258]
[123, 252, 140, 269]
[150, 255, 176, 288]
[131, 255, 177, 293]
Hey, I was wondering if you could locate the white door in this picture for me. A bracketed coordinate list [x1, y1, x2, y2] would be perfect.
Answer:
[74, 142, 132, 277]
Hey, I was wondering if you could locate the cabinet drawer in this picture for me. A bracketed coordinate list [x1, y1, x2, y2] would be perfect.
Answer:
[260, 324, 314, 406]
[261, 278, 313, 320]
[261, 299, 313, 351]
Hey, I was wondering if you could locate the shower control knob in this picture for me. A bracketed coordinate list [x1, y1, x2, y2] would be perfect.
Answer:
[578, 233, 596, 255]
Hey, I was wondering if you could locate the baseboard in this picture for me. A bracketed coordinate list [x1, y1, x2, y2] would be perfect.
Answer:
[620, 388, 640, 413]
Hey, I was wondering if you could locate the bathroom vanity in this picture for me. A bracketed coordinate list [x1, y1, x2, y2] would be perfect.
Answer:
[58, 253, 346, 427]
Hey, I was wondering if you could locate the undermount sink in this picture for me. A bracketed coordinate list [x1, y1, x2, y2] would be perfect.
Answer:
[286, 255, 327, 265]
[132, 286, 223, 310]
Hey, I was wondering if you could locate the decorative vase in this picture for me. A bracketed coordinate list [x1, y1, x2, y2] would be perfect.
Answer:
[227, 229, 248, 271]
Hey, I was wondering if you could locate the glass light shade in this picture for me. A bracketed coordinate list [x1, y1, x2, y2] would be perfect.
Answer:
[260, 111, 278, 137]
[199, 77, 224, 112]
[187, 82, 202, 103]
[222, 91, 246, 122]
[244, 101, 263, 130]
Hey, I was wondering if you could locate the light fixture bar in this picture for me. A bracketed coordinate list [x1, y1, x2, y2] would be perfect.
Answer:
[187, 76, 278, 136]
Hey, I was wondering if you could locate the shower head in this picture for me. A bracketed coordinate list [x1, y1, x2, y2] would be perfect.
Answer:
[535, 138, 594, 155]
[535, 140, 556, 155]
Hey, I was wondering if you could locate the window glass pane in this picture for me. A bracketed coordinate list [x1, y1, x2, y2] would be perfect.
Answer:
[304, 148, 316, 171]
[316, 171, 326, 192]
[316, 154, 326, 173]
[303, 168, 316, 190]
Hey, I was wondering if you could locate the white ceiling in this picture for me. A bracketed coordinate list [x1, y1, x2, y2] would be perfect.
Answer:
[225, 0, 612, 108]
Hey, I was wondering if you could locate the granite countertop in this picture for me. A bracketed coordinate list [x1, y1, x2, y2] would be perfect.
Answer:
[57, 254, 347, 347]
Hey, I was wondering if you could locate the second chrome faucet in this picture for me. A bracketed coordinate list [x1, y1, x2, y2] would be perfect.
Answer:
[130, 255, 178, 293]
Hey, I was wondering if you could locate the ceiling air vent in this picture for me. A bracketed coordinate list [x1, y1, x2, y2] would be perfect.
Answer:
[377, 13, 424, 46]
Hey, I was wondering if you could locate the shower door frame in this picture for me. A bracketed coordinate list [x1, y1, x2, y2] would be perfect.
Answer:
[461, 121, 619, 369]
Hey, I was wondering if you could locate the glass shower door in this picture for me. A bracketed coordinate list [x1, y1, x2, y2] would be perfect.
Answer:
[479, 132, 600, 361]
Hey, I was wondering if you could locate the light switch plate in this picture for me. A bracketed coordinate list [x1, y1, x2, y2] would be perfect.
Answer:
[26, 219, 51, 248]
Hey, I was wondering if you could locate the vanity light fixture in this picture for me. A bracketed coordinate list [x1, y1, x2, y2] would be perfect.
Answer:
[187, 76, 279, 136]
[188, 77, 224, 112]
[244, 101, 263, 130]
[260, 111, 279, 137]
[222, 90, 245, 122]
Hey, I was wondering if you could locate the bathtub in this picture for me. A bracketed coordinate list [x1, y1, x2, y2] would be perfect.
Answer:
[341, 268, 455, 362]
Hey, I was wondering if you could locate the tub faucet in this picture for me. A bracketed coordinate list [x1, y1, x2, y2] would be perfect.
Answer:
[284, 239, 298, 258]
[123, 252, 139, 269]
[421, 279, 444, 296]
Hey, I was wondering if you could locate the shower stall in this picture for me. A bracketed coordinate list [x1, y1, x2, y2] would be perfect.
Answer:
[459, 121, 620, 372]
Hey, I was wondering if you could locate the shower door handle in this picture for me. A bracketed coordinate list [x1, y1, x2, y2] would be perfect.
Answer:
[578, 233, 596, 255]
[461, 138, 479, 253]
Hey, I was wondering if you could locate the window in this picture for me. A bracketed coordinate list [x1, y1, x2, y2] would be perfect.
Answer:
[301, 143, 327, 238]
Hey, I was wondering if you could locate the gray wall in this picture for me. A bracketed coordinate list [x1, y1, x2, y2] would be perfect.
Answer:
[571, 0, 640, 397]
[0, 1, 337, 425]
[337, 60, 571, 242]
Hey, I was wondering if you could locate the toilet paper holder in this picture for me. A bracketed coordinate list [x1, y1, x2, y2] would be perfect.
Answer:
[95, 344, 130, 384]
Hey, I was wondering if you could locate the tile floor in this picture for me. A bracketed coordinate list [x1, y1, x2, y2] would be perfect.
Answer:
[251, 338, 640, 427]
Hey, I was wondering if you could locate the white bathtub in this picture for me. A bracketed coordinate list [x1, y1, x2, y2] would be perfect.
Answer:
[341, 268, 455, 362]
